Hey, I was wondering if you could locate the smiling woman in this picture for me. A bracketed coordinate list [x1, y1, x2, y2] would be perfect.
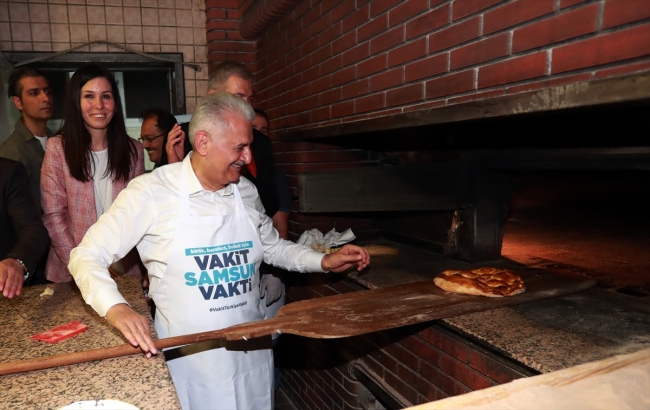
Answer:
[40, 64, 146, 284]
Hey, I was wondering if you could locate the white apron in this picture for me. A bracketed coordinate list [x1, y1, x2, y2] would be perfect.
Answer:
[150, 165, 273, 410]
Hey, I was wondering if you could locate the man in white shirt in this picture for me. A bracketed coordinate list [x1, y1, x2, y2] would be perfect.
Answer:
[68, 92, 369, 410]
[0, 68, 54, 210]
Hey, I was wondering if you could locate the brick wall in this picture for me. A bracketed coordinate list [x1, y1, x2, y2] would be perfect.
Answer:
[203, 0, 650, 240]
[280, 273, 533, 408]
[253, 0, 650, 131]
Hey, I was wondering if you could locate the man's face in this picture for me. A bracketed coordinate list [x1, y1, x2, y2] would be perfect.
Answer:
[140, 117, 165, 164]
[211, 75, 253, 104]
[206, 113, 253, 188]
[12, 76, 53, 123]
[252, 113, 269, 135]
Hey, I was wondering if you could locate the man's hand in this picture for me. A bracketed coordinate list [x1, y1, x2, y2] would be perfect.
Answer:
[0, 258, 25, 299]
[165, 124, 186, 164]
[105, 303, 157, 357]
[321, 244, 370, 273]
[260, 274, 283, 306]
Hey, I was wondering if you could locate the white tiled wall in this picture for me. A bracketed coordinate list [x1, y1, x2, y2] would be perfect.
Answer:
[0, 0, 209, 114]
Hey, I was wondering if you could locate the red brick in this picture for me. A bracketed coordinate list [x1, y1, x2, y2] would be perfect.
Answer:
[301, 65, 320, 83]
[331, 100, 355, 117]
[370, 0, 401, 17]
[205, 9, 226, 20]
[512, 4, 599, 53]
[358, 13, 388, 42]
[343, 43, 370, 66]
[507, 72, 591, 93]
[386, 83, 423, 106]
[226, 30, 244, 40]
[206, 19, 239, 31]
[303, 5, 322, 27]
[332, 66, 356, 86]
[388, 37, 427, 67]
[449, 88, 505, 104]
[370, 26, 405, 54]
[226, 9, 239, 19]
[405, 53, 447, 81]
[312, 45, 333, 65]
[406, 4, 450, 40]
[332, 31, 356, 55]
[369, 67, 404, 91]
[320, 22, 342, 45]
[342, 4, 370, 33]
[452, 0, 502, 21]
[389, 0, 429, 27]
[355, 93, 385, 113]
[301, 35, 320, 56]
[206, 30, 226, 41]
[594, 59, 650, 78]
[321, 87, 342, 105]
[483, 0, 554, 35]
[400, 336, 442, 366]
[429, 17, 480, 53]
[358, 53, 388, 77]
[479, 51, 546, 88]
[384, 343, 421, 373]
[205, 0, 237, 8]
[331, 0, 357, 23]
[603, 0, 650, 29]
[421, 328, 470, 362]
[425, 69, 474, 99]
[208, 41, 243, 52]
[450, 33, 508, 70]
[321, 55, 342, 75]
[552, 23, 650, 74]
[439, 353, 493, 391]
[283, 150, 336, 163]
[468, 350, 526, 384]
[402, 99, 446, 112]
[419, 361, 466, 397]
[384, 368, 420, 405]
[560, 0, 587, 7]
[342, 78, 369, 99]
[396, 363, 437, 402]
[312, 13, 332, 37]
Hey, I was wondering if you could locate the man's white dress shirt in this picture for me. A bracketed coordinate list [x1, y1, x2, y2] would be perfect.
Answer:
[69, 154, 324, 317]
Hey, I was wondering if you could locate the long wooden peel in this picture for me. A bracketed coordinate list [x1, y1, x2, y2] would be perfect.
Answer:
[0, 269, 595, 376]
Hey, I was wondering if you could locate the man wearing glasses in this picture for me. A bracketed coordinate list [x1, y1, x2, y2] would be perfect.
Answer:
[139, 108, 190, 169]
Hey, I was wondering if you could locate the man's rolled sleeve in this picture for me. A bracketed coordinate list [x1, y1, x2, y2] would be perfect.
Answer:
[68, 177, 153, 317]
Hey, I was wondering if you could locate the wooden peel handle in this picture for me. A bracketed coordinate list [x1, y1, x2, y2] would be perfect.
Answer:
[0, 317, 285, 376]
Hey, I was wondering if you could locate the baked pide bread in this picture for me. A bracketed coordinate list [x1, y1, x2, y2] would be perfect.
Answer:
[433, 267, 526, 297]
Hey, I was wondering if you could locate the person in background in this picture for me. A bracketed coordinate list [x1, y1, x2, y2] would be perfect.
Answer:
[139, 108, 191, 168]
[0, 158, 49, 298]
[41, 64, 145, 283]
[252, 108, 292, 392]
[0, 67, 54, 210]
[252, 108, 291, 239]
[207, 61, 280, 221]
[68, 92, 370, 410]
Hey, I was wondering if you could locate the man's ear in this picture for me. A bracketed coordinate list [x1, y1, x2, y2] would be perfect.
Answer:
[11, 96, 23, 111]
[193, 131, 210, 156]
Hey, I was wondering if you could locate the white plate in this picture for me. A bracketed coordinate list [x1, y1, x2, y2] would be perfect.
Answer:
[58, 400, 139, 409]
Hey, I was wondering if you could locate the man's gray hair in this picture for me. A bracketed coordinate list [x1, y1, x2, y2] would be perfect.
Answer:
[207, 61, 254, 91]
[188, 92, 255, 148]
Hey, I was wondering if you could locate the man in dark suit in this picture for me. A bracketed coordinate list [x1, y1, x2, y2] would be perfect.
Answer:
[0, 158, 49, 298]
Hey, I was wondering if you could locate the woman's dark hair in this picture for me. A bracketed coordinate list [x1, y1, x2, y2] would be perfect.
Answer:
[58, 64, 138, 182]
[140, 107, 178, 166]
